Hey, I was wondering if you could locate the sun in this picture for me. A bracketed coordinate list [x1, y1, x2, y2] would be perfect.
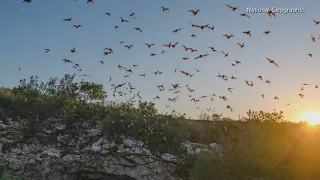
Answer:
[299, 112, 320, 125]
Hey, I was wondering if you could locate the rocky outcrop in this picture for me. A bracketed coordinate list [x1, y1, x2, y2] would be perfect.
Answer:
[0, 118, 220, 180]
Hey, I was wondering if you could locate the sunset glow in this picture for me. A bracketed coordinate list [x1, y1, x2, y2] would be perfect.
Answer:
[299, 112, 320, 125]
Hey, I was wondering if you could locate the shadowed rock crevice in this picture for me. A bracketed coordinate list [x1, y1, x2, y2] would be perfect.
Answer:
[63, 171, 138, 180]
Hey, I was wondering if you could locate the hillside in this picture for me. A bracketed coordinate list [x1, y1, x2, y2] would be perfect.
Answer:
[1, 75, 320, 180]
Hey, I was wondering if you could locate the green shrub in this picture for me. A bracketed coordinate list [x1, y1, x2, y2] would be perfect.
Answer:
[189, 151, 229, 180]
[188, 113, 320, 180]
[0, 74, 192, 157]
[0, 168, 11, 180]
[2, 74, 320, 180]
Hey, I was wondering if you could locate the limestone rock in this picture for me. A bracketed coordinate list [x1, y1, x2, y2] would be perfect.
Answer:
[0, 118, 220, 180]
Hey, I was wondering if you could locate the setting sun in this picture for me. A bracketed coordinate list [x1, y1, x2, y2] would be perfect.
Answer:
[299, 112, 320, 125]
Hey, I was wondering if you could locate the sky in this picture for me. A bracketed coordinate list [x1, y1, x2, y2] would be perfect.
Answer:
[1, 0, 320, 122]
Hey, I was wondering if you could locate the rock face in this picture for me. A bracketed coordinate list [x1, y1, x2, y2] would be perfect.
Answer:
[0, 118, 221, 180]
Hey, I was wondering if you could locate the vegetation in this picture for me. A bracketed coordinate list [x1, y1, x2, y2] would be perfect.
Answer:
[1, 74, 320, 180]
[0, 168, 11, 180]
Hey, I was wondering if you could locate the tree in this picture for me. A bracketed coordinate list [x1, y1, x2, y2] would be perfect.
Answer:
[244, 109, 284, 122]
[79, 81, 106, 104]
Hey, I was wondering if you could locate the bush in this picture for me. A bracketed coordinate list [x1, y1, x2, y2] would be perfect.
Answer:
[188, 111, 320, 180]
[0, 74, 192, 157]
[0, 168, 11, 180]
[2, 74, 320, 180]
[189, 150, 227, 180]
